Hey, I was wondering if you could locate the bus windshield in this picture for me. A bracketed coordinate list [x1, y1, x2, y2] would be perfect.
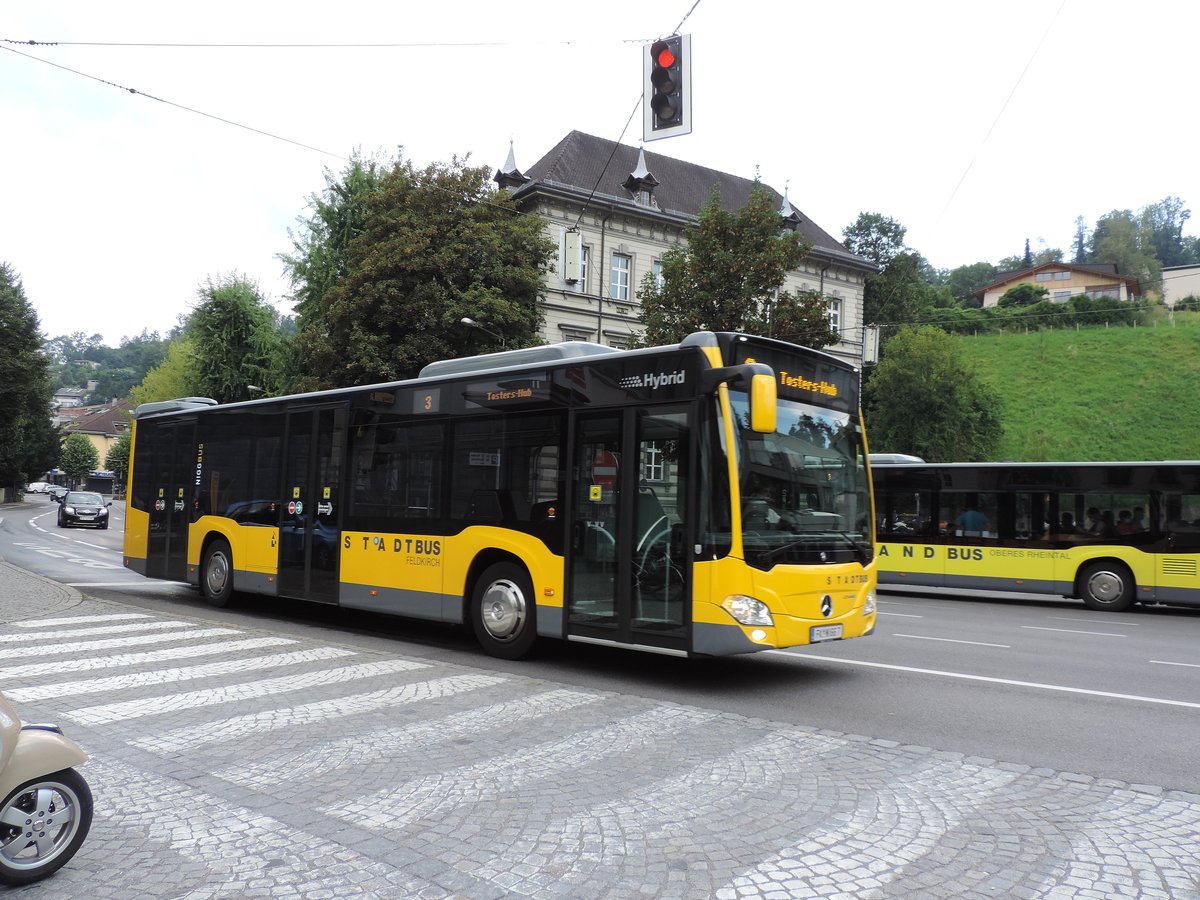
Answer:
[728, 391, 873, 569]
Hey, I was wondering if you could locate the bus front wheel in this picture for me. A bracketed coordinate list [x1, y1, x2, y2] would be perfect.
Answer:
[1078, 561, 1135, 612]
[200, 538, 237, 608]
[470, 562, 536, 660]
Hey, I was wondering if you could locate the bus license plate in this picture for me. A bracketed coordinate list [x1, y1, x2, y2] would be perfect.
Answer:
[810, 624, 843, 642]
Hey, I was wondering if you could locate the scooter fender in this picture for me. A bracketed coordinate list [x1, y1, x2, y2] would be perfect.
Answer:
[0, 729, 89, 800]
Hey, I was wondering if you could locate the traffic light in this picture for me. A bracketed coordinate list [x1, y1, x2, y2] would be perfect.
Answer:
[643, 34, 691, 141]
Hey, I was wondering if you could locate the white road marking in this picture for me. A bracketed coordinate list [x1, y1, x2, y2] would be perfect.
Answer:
[68, 657, 429, 724]
[1149, 659, 1200, 669]
[892, 633, 1011, 648]
[13, 613, 150, 627]
[1046, 615, 1141, 626]
[785, 653, 1200, 710]
[6, 646, 357, 701]
[134, 673, 505, 754]
[0, 637, 296, 682]
[0, 627, 242, 660]
[217, 687, 600, 788]
[0, 619, 198, 643]
[1021, 625, 1126, 637]
[879, 611, 924, 618]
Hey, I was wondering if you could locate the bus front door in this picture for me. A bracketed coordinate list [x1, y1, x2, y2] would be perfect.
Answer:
[145, 419, 194, 583]
[277, 407, 345, 604]
[567, 407, 689, 652]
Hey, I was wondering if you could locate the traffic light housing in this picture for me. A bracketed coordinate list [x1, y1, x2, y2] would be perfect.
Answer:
[643, 34, 691, 141]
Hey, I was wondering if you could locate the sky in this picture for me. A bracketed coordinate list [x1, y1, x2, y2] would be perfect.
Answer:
[4, 0, 1198, 346]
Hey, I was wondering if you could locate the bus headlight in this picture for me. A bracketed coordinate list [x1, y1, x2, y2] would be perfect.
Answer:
[863, 591, 877, 616]
[721, 595, 774, 627]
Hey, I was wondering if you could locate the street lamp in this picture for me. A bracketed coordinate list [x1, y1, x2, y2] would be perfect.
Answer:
[460, 317, 507, 348]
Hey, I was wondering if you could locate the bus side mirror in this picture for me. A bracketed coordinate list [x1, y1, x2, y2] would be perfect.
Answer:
[749, 372, 777, 434]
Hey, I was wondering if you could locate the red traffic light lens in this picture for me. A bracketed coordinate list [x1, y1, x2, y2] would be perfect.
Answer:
[656, 47, 676, 68]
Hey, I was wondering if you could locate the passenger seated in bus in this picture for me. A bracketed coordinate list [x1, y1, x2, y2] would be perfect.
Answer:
[954, 504, 989, 537]
[1084, 507, 1104, 535]
[1055, 512, 1079, 535]
[1131, 507, 1147, 531]
[1115, 509, 1136, 535]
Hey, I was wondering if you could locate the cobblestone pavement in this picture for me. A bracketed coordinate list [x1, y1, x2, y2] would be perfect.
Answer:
[2, 560, 1199, 899]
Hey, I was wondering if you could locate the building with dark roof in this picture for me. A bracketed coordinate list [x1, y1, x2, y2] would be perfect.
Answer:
[495, 131, 874, 363]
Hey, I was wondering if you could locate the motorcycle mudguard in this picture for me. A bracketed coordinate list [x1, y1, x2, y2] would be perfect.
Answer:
[0, 729, 88, 800]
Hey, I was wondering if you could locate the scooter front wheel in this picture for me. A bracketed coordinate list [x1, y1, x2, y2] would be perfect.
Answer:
[0, 767, 93, 886]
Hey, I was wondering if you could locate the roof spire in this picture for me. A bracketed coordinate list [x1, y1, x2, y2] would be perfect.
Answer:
[494, 139, 530, 189]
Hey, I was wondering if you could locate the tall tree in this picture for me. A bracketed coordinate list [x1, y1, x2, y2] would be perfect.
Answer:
[0, 263, 53, 494]
[1073, 216, 1088, 263]
[1140, 196, 1194, 268]
[291, 154, 556, 389]
[60, 432, 100, 486]
[280, 151, 386, 329]
[1022, 238, 1033, 268]
[946, 262, 997, 307]
[864, 326, 1001, 462]
[189, 275, 285, 403]
[129, 339, 200, 407]
[104, 431, 132, 487]
[1090, 209, 1160, 289]
[639, 185, 836, 348]
[862, 252, 928, 328]
[842, 212, 907, 268]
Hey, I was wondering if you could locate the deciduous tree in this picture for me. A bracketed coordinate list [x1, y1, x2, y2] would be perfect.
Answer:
[864, 326, 1001, 462]
[189, 275, 285, 403]
[291, 153, 556, 388]
[639, 185, 836, 348]
[842, 212, 907, 268]
[60, 432, 100, 485]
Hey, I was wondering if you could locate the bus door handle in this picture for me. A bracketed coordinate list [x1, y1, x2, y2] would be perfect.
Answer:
[572, 521, 585, 554]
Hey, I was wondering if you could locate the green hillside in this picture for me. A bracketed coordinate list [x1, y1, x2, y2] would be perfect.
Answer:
[952, 310, 1200, 461]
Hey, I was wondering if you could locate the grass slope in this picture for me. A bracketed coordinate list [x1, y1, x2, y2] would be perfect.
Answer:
[954, 310, 1200, 461]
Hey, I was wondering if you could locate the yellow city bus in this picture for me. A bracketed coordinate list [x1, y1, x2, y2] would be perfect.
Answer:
[123, 331, 877, 658]
[872, 459, 1200, 611]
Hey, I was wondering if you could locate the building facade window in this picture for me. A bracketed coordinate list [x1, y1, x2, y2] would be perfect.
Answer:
[1054, 271, 1071, 281]
[827, 297, 842, 333]
[1035, 272, 1052, 282]
[651, 258, 664, 289]
[576, 245, 590, 294]
[1052, 290, 1072, 302]
[610, 253, 631, 300]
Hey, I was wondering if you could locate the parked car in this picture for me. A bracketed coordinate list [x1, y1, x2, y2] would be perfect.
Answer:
[25, 481, 49, 494]
[47, 485, 69, 502]
[57, 491, 111, 529]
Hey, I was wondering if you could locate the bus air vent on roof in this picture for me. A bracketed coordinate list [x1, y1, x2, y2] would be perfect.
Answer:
[419, 341, 618, 379]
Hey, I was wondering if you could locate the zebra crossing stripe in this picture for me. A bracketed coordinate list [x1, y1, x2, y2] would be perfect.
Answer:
[13, 613, 152, 628]
[217, 687, 598, 788]
[134, 673, 506, 755]
[68, 658, 431, 725]
[0, 637, 298, 683]
[325, 705, 717, 832]
[6, 646, 358, 702]
[0, 620, 199, 643]
[0, 627, 242, 660]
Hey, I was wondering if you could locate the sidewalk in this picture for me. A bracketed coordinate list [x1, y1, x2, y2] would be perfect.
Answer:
[3, 561, 1200, 898]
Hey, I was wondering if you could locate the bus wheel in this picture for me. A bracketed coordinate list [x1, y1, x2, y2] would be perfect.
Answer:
[471, 562, 536, 660]
[200, 538, 237, 608]
[1078, 561, 1134, 612]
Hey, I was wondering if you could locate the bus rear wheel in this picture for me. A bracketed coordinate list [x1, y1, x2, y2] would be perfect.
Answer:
[471, 562, 536, 660]
[200, 538, 237, 608]
[1078, 561, 1135, 612]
